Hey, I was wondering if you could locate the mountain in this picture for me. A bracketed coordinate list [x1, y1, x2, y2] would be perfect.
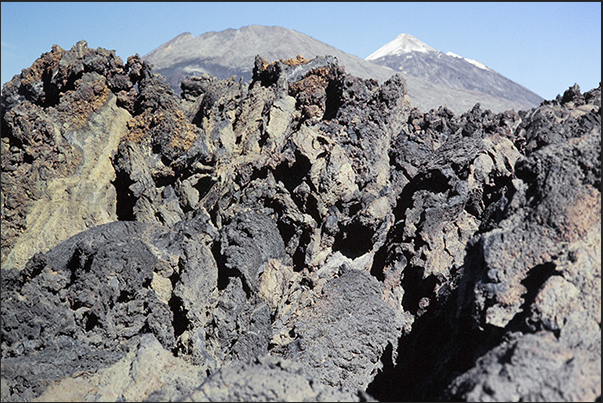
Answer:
[142, 25, 543, 114]
[366, 33, 544, 111]
[143, 25, 394, 90]
[367, 32, 438, 57]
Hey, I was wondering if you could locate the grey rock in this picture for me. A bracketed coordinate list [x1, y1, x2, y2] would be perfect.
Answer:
[31, 333, 209, 402]
[220, 210, 287, 292]
[272, 265, 400, 392]
[0, 220, 219, 401]
[179, 355, 369, 402]
[445, 330, 601, 402]
[1, 41, 600, 402]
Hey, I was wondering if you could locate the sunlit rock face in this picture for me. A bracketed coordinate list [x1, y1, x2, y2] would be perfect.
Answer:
[1, 41, 600, 402]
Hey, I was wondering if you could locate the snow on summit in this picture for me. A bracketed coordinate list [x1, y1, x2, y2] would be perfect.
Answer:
[445, 51, 491, 71]
[366, 33, 436, 60]
[367, 33, 492, 72]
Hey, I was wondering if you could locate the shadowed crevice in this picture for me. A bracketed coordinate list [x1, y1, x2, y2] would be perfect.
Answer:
[112, 170, 137, 221]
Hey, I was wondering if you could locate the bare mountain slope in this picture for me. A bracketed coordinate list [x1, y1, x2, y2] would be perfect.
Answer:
[144, 25, 394, 87]
[143, 25, 543, 114]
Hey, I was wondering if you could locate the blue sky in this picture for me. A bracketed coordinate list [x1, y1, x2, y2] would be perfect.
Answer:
[1, 2, 601, 100]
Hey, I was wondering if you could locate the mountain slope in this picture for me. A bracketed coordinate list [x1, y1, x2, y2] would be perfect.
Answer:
[143, 25, 394, 87]
[143, 25, 543, 114]
[366, 34, 544, 109]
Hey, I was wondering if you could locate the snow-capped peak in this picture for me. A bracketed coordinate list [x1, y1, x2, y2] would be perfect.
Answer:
[445, 51, 462, 59]
[366, 33, 436, 60]
[445, 51, 491, 71]
[366, 34, 493, 72]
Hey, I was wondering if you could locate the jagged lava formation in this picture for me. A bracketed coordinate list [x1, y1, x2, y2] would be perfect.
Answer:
[1, 41, 600, 402]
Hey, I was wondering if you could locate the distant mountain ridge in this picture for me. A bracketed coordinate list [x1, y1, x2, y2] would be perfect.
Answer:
[143, 25, 544, 113]
[143, 25, 395, 88]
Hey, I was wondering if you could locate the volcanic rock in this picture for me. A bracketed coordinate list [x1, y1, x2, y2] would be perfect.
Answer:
[1, 41, 600, 402]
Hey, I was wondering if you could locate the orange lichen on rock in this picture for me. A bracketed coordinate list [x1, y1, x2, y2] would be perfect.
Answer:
[125, 112, 154, 143]
[289, 67, 332, 93]
[259, 54, 310, 73]
[279, 54, 310, 67]
[21, 44, 65, 85]
[65, 76, 111, 129]
[257, 56, 270, 71]
[167, 109, 199, 150]
[125, 109, 198, 151]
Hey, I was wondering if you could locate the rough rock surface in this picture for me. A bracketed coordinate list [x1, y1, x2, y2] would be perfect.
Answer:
[1, 42, 600, 402]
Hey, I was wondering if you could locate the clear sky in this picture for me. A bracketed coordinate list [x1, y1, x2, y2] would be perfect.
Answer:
[1, 2, 601, 100]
